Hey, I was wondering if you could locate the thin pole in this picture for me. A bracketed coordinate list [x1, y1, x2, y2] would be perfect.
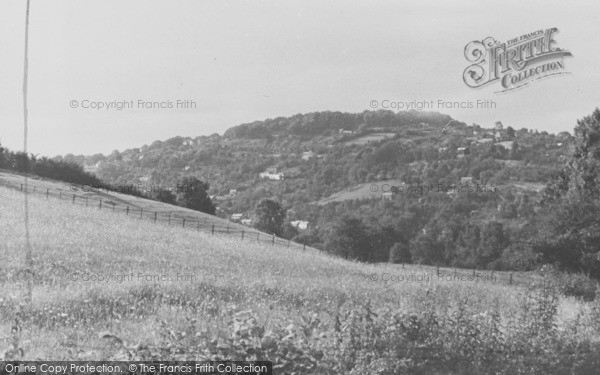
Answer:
[22, 0, 32, 306]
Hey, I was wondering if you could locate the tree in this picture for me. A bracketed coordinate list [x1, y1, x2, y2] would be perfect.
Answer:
[176, 177, 216, 215]
[253, 199, 286, 236]
[534, 108, 600, 278]
[389, 242, 411, 264]
[325, 215, 371, 261]
[506, 126, 516, 139]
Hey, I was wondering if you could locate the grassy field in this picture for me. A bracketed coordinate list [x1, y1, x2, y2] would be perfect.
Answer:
[343, 133, 396, 146]
[2, 184, 600, 373]
[316, 180, 405, 205]
[0, 170, 267, 237]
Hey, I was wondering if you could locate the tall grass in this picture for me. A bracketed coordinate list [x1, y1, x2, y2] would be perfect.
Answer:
[1, 186, 599, 373]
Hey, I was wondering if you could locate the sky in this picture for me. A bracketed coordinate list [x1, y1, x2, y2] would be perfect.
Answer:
[0, 0, 599, 156]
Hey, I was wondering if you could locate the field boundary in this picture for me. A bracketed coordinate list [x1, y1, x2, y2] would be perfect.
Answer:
[3, 179, 309, 251]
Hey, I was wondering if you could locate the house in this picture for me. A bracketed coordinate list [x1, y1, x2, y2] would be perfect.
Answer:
[241, 219, 252, 225]
[84, 162, 102, 173]
[301, 151, 315, 160]
[139, 175, 152, 183]
[382, 192, 393, 200]
[438, 147, 448, 153]
[229, 189, 238, 197]
[339, 128, 355, 135]
[457, 147, 468, 159]
[291, 220, 309, 230]
[184, 166, 191, 171]
[260, 167, 284, 180]
[231, 213, 243, 222]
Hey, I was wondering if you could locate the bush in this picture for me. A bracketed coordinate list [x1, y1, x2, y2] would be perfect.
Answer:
[389, 242, 411, 264]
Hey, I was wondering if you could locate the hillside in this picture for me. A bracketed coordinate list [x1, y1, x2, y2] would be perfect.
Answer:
[0, 169, 275, 241]
[3, 184, 600, 372]
[52, 109, 575, 270]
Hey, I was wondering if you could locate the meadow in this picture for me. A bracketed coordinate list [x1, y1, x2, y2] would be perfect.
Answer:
[1, 185, 600, 374]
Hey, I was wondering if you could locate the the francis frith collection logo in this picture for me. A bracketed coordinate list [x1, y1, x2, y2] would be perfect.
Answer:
[463, 28, 572, 92]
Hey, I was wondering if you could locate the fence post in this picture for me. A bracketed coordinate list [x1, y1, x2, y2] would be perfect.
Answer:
[59, 192, 62, 200]
[303, 243, 306, 251]
[85, 197, 88, 206]
[472, 268, 476, 277]
[211, 224, 215, 235]
[402, 262, 405, 269]
[437, 265, 440, 277]
[33, 186, 36, 193]
[257, 233, 259, 242]
[112, 204, 115, 213]
[168, 214, 171, 225]
[154, 212, 157, 223]
[46, 188, 49, 198]
[509, 273, 513, 285]
[126, 206, 129, 215]
[99, 199, 102, 209]
[140, 209, 143, 219]
[183, 218, 185, 227]
[241, 230, 245, 240]
[287, 239, 290, 248]
[272, 234, 275, 244]
[72, 194, 75, 204]
[197, 221, 199, 231]
[226, 226, 229, 234]
[20, 184, 23, 192]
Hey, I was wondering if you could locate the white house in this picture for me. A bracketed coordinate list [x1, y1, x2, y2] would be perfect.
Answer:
[339, 128, 355, 135]
[84, 162, 102, 173]
[241, 219, 252, 225]
[231, 213, 243, 222]
[229, 189, 238, 197]
[301, 151, 315, 160]
[291, 220, 309, 230]
[260, 167, 284, 180]
[382, 192, 393, 200]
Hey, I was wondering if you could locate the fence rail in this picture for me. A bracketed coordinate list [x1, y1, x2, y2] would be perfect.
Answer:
[6, 181, 307, 251]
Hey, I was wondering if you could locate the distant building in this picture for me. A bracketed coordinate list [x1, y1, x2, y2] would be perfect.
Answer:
[301, 151, 315, 160]
[84, 162, 102, 173]
[241, 218, 252, 225]
[438, 147, 448, 153]
[260, 167, 284, 180]
[460, 177, 474, 185]
[382, 192, 393, 200]
[229, 189, 238, 197]
[291, 220, 309, 230]
[139, 175, 152, 183]
[339, 128, 355, 135]
[495, 121, 504, 129]
[231, 213, 243, 222]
